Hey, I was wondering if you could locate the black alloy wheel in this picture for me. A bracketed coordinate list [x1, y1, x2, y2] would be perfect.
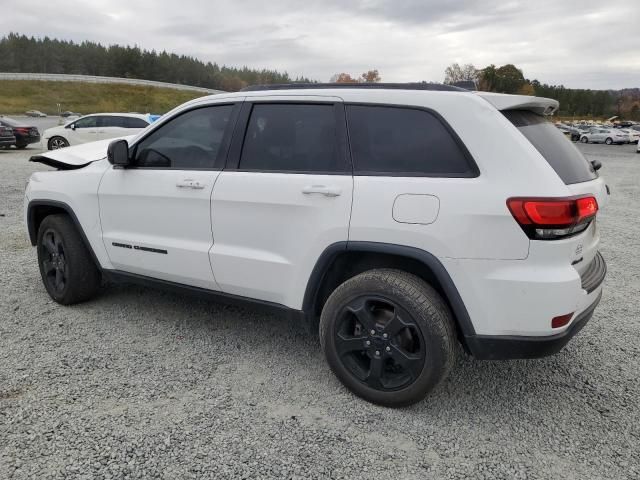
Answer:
[334, 295, 425, 391]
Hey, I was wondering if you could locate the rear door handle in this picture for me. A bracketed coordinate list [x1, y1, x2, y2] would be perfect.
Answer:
[176, 179, 206, 189]
[302, 185, 342, 197]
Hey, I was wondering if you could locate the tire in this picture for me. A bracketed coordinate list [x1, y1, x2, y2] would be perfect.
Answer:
[319, 269, 456, 407]
[48, 136, 69, 150]
[16, 144, 27, 150]
[580, 136, 589, 143]
[605, 137, 613, 145]
[37, 214, 101, 305]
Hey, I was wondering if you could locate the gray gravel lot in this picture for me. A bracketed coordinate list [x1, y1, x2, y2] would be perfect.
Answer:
[1, 142, 639, 479]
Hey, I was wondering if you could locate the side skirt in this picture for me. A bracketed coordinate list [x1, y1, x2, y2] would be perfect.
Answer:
[102, 270, 307, 323]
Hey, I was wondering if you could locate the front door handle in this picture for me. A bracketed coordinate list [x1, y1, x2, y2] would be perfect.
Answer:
[176, 179, 206, 189]
[302, 185, 342, 197]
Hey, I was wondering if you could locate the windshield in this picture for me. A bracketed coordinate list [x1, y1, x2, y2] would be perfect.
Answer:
[503, 110, 597, 185]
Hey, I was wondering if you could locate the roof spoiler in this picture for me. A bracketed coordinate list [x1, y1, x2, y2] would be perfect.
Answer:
[475, 92, 559, 115]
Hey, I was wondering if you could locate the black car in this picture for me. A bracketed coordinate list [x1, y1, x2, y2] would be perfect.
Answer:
[0, 117, 41, 149]
[0, 125, 16, 148]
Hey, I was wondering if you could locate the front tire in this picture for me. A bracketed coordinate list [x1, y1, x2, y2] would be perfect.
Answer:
[319, 269, 456, 407]
[48, 136, 69, 150]
[37, 214, 101, 305]
[605, 137, 613, 145]
[580, 136, 589, 143]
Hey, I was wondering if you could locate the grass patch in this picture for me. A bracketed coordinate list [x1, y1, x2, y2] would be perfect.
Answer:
[0, 80, 207, 115]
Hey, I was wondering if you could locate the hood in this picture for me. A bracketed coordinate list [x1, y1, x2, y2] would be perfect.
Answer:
[30, 136, 135, 170]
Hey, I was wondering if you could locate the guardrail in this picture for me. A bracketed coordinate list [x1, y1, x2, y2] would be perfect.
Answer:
[0, 73, 224, 94]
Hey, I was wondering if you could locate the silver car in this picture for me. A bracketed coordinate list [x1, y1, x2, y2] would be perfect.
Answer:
[580, 128, 627, 145]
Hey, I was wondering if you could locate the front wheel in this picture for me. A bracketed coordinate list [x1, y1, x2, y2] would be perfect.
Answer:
[37, 214, 101, 305]
[319, 269, 456, 407]
[605, 137, 613, 145]
[580, 136, 589, 143]
[48, 136, 69, 150]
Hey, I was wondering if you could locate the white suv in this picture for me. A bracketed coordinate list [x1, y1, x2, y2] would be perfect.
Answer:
[24, 84, 608, 407]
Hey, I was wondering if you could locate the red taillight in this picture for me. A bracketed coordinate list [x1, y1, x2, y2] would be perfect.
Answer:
[507, 196, 598, 240]
[13, 127, 29, 133]
[552, 312, 573, 329]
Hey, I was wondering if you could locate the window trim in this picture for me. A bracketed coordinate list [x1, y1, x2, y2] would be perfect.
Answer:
[344, 102, 480, 178]
[224, 101, 351, 175]
[125, 103, 241, 171]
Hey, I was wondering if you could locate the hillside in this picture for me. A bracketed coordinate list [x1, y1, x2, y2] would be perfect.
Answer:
[0, 80, 206, 115]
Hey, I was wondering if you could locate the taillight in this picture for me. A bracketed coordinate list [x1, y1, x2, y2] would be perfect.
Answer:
[507, 196, 598, 240]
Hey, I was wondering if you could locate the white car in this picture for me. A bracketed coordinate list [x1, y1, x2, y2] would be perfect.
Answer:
[617, 128, 640, 144]
[24, 85, 608, 406]
[43, 113, 150, 150]
[579, 128, 627, 145]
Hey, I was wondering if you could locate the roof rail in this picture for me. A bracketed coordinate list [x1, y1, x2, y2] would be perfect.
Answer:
[241, 82, 467, 92]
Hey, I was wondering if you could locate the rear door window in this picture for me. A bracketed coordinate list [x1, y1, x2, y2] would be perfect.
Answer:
[503, 110, 597, 184]
[346, 105, 476, 176]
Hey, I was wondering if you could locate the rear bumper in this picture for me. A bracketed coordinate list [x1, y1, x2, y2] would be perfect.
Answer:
[0, 137, 15, 146]
[466, 290, 602, 360]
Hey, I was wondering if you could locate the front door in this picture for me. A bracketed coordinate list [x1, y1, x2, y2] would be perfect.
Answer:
[98, 103, 239, 289]
[210, 99, 353, 308]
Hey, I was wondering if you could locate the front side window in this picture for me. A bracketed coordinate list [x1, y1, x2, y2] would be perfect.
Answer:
[124, 117, 149, 128]
[239, 103, 342, 172]
[73, 117, 97, 129]
[346, 105, 474, 176]
[133, 105, 234, 169]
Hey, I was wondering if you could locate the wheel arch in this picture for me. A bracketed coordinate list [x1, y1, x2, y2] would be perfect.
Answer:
[27, 200, 102, 270]
[303, 241, 476, 347]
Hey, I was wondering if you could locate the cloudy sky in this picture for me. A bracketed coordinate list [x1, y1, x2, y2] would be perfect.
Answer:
[4, 0, 639, 89]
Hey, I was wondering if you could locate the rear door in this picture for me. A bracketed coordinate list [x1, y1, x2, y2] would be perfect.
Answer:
[210, 97, 353, 308]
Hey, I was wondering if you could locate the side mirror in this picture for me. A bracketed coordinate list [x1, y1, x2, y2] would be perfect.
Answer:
[107, 139, 131, 168]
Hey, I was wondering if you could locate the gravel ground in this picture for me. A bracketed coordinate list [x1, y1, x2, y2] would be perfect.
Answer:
[1, 143, 639, 479]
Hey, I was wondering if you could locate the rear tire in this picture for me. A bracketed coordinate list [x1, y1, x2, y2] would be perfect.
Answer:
[16, 144, 27, 149]
[319, 269, 456, 407]
[37, 214, 101, 305]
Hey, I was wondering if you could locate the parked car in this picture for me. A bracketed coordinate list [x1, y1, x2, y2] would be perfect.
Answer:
[61, 111, 80, 118]
[618, 128, 640, 144]
[0, 117, 41, 149]
[580, 128, 627, 145]
[25, 110, 47, 117]
[25, 84, 608, 407]
[0, 125, 16, 148]
[43, 113, 151, 150]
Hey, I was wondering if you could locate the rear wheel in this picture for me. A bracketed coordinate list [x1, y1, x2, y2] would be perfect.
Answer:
[48, 137, 69, 150]
[37, 214, 101, 304]
[16, 143, 27, 149]
[319, 269, 456, 407]
[605, 137, 613, 145]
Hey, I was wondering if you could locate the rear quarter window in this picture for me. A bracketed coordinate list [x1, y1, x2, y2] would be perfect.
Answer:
[503, 110, 597, 185]
[346, 105, 476, 176]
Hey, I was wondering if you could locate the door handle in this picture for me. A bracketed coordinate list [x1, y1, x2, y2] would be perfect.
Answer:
[301, 185, 342, 197]
[176, 179, 206, 189]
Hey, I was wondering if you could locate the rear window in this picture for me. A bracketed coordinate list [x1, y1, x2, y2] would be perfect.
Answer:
[503, 110, 597, 184]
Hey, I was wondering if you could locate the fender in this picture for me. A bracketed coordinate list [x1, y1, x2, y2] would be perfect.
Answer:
[27, 199, 102, 271]
[302, 241, 476, 338]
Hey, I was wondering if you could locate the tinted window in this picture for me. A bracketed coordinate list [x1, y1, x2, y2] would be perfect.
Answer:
[346, 105, 473, 176]
[239, 104, 342, 172]
[124, 117, 149, 128]
[74, 117, 98, 128]
[134, 105, 233, 169]
[503, 110, 597, 185]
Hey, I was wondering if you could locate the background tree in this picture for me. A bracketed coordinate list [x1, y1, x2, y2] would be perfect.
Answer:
[330, 70, 381, 83]
[360, 69, 381, 82]
[330, 73, 358, 83]
[443, 63, 477, 84]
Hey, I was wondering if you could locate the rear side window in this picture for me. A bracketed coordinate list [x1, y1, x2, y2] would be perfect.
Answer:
[124, 117, 149, 128]
[239, 104, 343, 173]
[346, 105, 475, 176]
[503, 110, 597, 185]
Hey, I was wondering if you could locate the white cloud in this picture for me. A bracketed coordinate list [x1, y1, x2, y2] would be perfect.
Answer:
[2, 0, 638, 88]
